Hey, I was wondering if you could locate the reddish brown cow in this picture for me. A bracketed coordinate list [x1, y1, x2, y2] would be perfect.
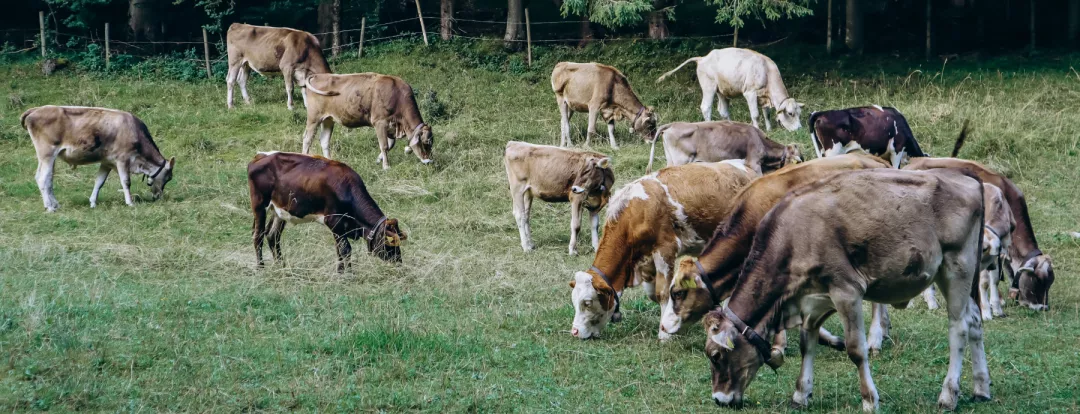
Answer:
[809, 106, 928, 168]
[226, 23, 331, 110]
[248, 151, 407, 272]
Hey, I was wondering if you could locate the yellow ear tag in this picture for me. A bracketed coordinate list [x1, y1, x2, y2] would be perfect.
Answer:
[386, 235, 400, 247]
[725, 336, 735, 349]
[678, 277, 698, 290]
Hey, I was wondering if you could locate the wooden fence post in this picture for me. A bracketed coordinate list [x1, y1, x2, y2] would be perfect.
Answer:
[39, 11, 46, 57]
[358, 17, 366, 58]
[525, 8, 532, 67]
[415, 0, 429, 46]
[202, 28, 212, 79]
[105, 23, 110, 69]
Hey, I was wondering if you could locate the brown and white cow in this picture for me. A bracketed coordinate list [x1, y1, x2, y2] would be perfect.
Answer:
[301, 72, 434, 169]
[248, 151, 406, 272]
[704, 168, 989, 412]
[551, 62, 658, 149]
[647, 120, 801, 174]
[504, 141, 614, 255]
[225, 23, 332, 110]
[21, 105, 177, 212]
[809, 106, 932, 168]
[664, 154, 889, 348]
[656, 48, 804, 131]
[568, 160, 759, 340]
[905, 157, 1052, 311]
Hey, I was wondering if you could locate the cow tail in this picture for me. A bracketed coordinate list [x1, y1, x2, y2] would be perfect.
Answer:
[656, 57, 701, 83]
[304, 75, 339, 96]
[950, 119, 971, 158]
[971, 175, 985, 312]
[20, 107, 34, 129]
[647, 123, 672, 173]
[886, 107, 926, 157]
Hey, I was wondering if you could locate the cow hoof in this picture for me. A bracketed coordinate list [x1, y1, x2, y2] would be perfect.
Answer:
[790, 395, 809, 410]
[869, 347, 881, 358]
[568, 248, 578, 256]
[972, 394, 992, 403]
[937, 390, 959, 411]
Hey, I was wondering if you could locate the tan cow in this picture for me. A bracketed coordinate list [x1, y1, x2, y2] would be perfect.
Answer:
[301, 73, 434, 169]
[225, 23, 331, 110]
[504, 141, 614, 255]
[551, 62, 657, 149]
[704, 168, 989, 412]
[976, 183, 1014, 320]
[21, 105, 177, 212]
[657, 48, 804, 131]
[568, 160, 759, 340]
[647, 120, 801, 174]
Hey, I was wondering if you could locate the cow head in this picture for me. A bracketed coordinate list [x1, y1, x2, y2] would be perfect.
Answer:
[776, 98, 804, 132]
[659, 257, 717, 337]
[373, 218, 407, 263]
[632, 107, 658, 141]
[405, 123, 434, 165]
[1014, 254, 1053, 311]
[569, 271, 618, 339]
[571, 157, 614, 210]
[704, 310, 765, 408]
[147, 157, 176, 200]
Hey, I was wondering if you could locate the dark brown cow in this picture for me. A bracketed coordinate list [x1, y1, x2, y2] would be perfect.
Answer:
[247, 151, 407, 272]
[809, 106, 929, 168]
[905, 157, 1053, 311]
[302, 73, 433, 169]
[226, 23, 332, 110]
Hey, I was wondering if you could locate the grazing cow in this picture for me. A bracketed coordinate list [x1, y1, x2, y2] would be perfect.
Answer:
[663, 154, 889, 349]
[977, 183, 1014, 320]
[646, 121, 801, 174]
[225, 23, 331, 110]
[248, 151, 407, 272]
[809, 106, 937, 168]
[21, 105, 177, 212]
[551, 62, 658, 149]
[704, 168, 989, 412]
[568, 160, 758, 340]
[301, 73, 434, 169]
[905, 157, 1052, 311]
[504, 141, 614, 255]
[656, 48, 804, 132]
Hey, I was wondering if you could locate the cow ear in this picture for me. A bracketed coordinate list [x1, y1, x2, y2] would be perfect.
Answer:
[569, 280, 576, 288]
[797, 102, 805, 109]
[596, 157, 610, 169]
[168, 157, 176, 169]
[711, 326, 736, 350]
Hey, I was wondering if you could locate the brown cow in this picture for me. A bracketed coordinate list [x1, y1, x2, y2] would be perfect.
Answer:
[226, 23, 331, 110]
[977, 183, 1014, 320]
[568, 160, 758, 340]
[647, 121, 801, 174]
[704, 168, 989, 412]
[21, 105, 177, 212]
[301, 72, 434, 169]
[664, 154, 889, 349]
[904, 157, 1052, 311]
[551, 62, 657, 149]
[247, 151, 407, 272]
[504, 141, 614, 255]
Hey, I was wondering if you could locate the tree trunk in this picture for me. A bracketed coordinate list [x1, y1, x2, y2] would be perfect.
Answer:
[317, 0, 333, 46]
[1069, 0, 1078, 44]
[648, 0, 670, 39]
[925, 0, 932, 60]
[845, 0, 863, 54]
[578, 15, 594, 47]
[128, 0, 161, 42]
[331, 0, 341, 57]
[733, 26, 739, 47]
[826, 0, 833, 54]
[504, 0, 524, 46]
[441, 0, 454, 40]
[1029, 0, 1035, 52]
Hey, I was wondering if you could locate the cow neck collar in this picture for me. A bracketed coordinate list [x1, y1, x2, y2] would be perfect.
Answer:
[412, 122, 426, 136]
[148, 161, 166, 180]
[364, 216, 388, 242]
[589, 265, 621, 317]
[1023, 248, 1044, 263]
[984, 225, 1001, 242]
[694, 259, 720, 304]
[722, 307, 781, 369]
[630, 106, 646, 126]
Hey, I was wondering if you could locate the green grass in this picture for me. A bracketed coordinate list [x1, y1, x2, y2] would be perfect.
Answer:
[2, 40, 1079, 412]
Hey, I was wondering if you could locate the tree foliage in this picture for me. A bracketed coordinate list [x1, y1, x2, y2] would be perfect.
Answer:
[705, 0, 813, 29]
[45, 0, 113, 29]
[561, 0, 656, 29]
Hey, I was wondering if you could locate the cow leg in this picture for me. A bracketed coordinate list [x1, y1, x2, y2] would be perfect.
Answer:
[282, 69, 296, 111]
[744, 92, 763, 130]
[923, 285, 941, 310]
[238, 63, 251, 104]
[989, 257, 1005, 317]
[557, 96, 572, 147]
[936, 257, 989, 409]
[833, 294, 879, 413]
[34, 151, 60, 212]
[115, 162, 134, 206]
[333, 232, 352, 273]
[716, 95, 732, 121]
[521, 190, 534, 249]
[267, 217, 285, 264]
[978, 267, 994, 321]
[817, 327, 846, 350]
[698, 78, 716, 121]
[89, 164, 111, 208]
[654, 241, 680, 341]
[606, 120, 618, 149]
[302, 117, 319, 155]
[868, 303, 890, 356]
[791, 324, 820, 409]
[588, 208, 600, 251]
[763, 107, 773, 131]
[584, 105, 600, 147]
[318, 118, 335, 158]
[252, 204, 268, 268]
[375, 121, 392, 170]
[226, 62, 240, 109]
[568, 198, 583, 255]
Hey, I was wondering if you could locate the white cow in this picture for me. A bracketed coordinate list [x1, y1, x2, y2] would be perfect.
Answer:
[657, 48, 803, 132]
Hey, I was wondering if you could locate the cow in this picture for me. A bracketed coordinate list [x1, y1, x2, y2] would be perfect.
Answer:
[21, 105, 177, 212]
[663, 154, 889, 350]
[808, 106, 938, 168]
[977, 183, 1014, 320]
[646, 120, 801, 174]
[568, 160, 759, 340]
[704, 168, 989, 412]
[551, 62, 658, 149]
[247, 151, 407, 272]
[656, 48, 804, 132]
[905, 157, 1052, 312]
[504, 141, 614, 255]
[225, 23, 331, 110]
[300, 72, 434, 169]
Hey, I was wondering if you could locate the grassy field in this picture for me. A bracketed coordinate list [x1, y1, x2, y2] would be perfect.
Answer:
[1, 41, 1079, 412]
